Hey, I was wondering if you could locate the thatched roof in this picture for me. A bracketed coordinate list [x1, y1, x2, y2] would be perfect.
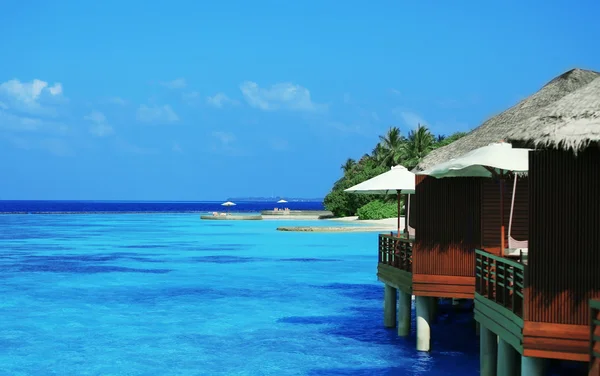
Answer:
[506, 76, 600, 152]
[414, 68, 600, 171]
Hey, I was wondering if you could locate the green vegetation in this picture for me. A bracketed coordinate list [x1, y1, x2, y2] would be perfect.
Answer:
[357, 200, 399, 220]
[324, 124, 467, 217]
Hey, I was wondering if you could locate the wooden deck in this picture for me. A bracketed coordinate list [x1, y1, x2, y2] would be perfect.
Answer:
[475, 249, 525, 353]
[475, 248, 592, 362]
[377, 234, 413, 294]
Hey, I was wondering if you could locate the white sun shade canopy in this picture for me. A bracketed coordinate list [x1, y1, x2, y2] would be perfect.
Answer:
[277, 199, 287, 203]
[221, 201, 236, 206]
[416, 142, 531, 178]
[344, 165, 415, 195]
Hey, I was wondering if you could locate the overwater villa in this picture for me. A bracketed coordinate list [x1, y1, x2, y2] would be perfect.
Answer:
[472, 73, 600, 375]
[373, 68, 600, 375]
[376, 68, 599, 350]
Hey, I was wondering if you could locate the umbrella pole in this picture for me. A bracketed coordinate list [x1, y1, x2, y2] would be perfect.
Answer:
[404, 193, 409, 237]
[500, 178, 505, 252]
[396, 191, 401, 237]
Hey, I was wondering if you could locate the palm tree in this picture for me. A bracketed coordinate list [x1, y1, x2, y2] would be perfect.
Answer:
[436, 134, 446, 143]
[371, 143, 385, 163]
[378, 126, 406, 168]
[341, 158, 356, 173]
[403, 124, 435, 169]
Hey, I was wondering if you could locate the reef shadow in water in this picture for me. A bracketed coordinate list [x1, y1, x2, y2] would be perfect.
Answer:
[315, 283, 382, 301]
[9, 252, 171, 274]
[306, 367, 409, 376]
[278, 258, 341, 263]
[21, 252, 166, 263]
[182, 244, 251, 252]
[16, 262, 171, 274]
[120, 244, 169, 249]
[190, 255, 267, 264]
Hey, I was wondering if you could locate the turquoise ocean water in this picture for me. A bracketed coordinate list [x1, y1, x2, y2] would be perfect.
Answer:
[0, 213, 484, 375]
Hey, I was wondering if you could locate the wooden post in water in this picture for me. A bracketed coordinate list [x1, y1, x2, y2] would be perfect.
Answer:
[416, 296, 432, 351]
[497, 338, 519, 376]
[397, 290, 411, 336]
[521, 356, 548, 376]
[384, 284, 397, 328]
[480, 326, 498, 376]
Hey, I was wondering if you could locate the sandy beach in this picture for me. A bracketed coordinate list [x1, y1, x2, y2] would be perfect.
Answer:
[261, 214, 332, 220]
[276, 216, 405, 233]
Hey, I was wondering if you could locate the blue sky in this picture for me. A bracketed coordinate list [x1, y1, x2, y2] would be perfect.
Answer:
[1, 0, 599, 201]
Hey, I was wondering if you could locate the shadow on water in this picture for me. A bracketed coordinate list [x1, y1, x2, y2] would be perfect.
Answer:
[119, 244, 169, 249]
[190, 255, 267, 264]
[179, 244, 251, 252]
[3, 253, 171, 274]
[73, 284, 297, 305]
[21, 253, 166, 263]
[278, 258, 341, 263]
[3, 244, 74, 252]
[316, 283, 382, 301]
[279, 283, 478, 375]
[306, 367, 418, 376]
[16, 263, 171, 274]
[292, 283, 586, 376]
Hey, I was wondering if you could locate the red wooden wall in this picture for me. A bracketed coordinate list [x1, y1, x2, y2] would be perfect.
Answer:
[413, 175, 483, 277]
[526, 147, 600, 325]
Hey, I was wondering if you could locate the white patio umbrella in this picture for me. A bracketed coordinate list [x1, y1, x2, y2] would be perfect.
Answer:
[417, 142, 529, 178]
[277, 199, 287, 203]
[345, 165, 415, 237]
[416, 142, 530, 250]
[221, 201, 236, 215]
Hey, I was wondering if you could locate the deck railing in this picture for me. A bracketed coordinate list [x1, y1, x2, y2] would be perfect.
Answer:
[590, 300, 600, 376]
[378, 233, 413, 273]
[475, 249, 525, 318]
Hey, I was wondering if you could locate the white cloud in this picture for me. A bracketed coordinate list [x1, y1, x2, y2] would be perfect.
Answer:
[393, 108, 427, 128]
[84, 111, 106, 124]
[136, 104, 179, 124]
[206, 92, 238, 108]
[0, 78, 65, 115]
[212, 131, 235, 145]
[84, 110, 114, 137]
[161, 78, 186, 89]
[48, 83, 63, 96]
[172, 142, 183, 153]
[210, 131, 249, 156]
[239, 81, 326, 112]
[389, 88, 401, 96]
[0, 109, 68, 133]
[0, 111, 43, 131]
[89, 124, 113, 137]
